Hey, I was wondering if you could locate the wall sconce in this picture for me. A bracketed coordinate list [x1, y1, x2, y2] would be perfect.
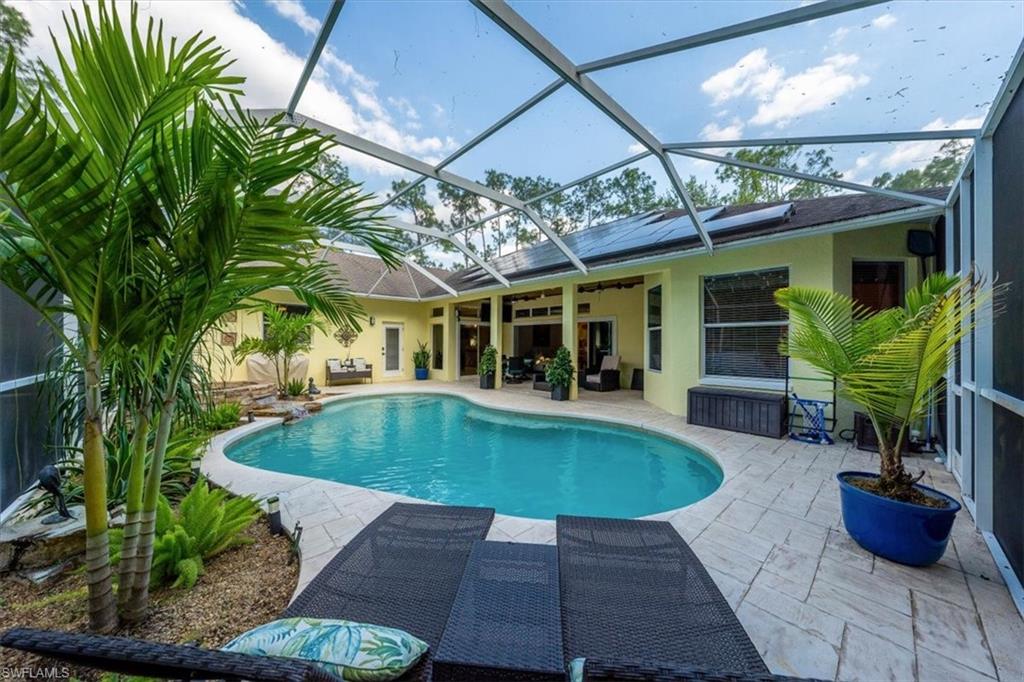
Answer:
[368, 315, 376, 327]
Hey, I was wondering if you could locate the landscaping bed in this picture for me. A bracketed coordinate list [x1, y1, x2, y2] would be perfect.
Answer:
[0, 520, 297, 678]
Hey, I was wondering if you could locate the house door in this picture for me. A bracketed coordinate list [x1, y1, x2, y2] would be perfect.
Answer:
[382, 324, 403, 376]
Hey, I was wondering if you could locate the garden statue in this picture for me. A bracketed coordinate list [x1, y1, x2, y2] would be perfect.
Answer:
[38, 464, 74, 524]
[307, 377, 321, 397]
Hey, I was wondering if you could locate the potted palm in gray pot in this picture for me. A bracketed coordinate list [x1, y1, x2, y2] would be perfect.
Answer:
[478, 344, 497, 389]
[546, 346, 575, 401]
[776, 273, 990, 566]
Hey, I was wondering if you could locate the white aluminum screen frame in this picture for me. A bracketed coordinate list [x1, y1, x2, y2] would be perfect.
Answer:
[272, 0, 1000, 288]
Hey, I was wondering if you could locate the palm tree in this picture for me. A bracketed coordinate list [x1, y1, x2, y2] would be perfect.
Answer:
[234, 305, 327, 397]
[775, 272, 988, 501]
[2, 2, 401, 627]
[116, 99, 399, 624]
[0, 2, 240, 631]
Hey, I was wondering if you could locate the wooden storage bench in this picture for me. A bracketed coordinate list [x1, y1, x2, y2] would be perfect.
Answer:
[687, 386, 787, 438]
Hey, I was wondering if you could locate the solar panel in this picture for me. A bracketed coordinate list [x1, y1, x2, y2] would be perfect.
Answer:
[448, 203, 792, 286]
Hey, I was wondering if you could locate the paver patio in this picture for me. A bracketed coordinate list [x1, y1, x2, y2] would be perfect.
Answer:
[203, 381, 1023, 682]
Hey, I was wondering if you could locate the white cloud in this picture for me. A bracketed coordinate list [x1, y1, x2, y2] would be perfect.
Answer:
[16, 1, 455, 176]
[700, 48, 783, 105]
[703, 49, 869, 129]
[387, 96, 419, 122]
[268, 0, 320, 36]
[879, 115, 982, 170]
[830, 26, 850, 44]
[749, 53, 869, 128]
[872, 13, 897, 30]
[700, 118, 744, 141]
[627, 142, 646, 155]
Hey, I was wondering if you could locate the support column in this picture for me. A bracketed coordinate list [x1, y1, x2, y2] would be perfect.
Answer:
[490, 293, 503, 390]
[562, 283, 579, 400]
[443, 302, 459, 382]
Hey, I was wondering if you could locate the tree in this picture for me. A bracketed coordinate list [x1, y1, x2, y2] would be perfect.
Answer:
[1, 2, 397, 628]
[714, 145, 842, 204]
[438, 182, 486, 263]
[682, 175, 725, 208]
[605, 168, 678, 217]
[234, 306, 327, 396]
[0, 1, 241, 631]
[872, 140, 969, 191]
[776, 273, 989, 500]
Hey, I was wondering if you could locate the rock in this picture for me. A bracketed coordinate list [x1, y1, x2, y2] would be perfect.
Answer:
[303, 401, 323, 413]
[251, 405, 294, 418]
[15, 561, 73, 585]
[1, 505, 124, 571]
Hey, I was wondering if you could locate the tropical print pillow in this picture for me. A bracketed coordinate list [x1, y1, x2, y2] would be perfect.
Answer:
[222, 617, 428, 681]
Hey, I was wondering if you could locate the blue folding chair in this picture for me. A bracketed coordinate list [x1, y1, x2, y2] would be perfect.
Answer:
[790, 393, 834, 445]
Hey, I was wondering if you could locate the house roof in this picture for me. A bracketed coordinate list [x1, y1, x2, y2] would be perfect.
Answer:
[328, 189, 947, 301]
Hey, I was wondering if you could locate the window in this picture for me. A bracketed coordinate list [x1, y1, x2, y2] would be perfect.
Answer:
[262, 304, 311, 340]
[431, 307, 443, 318]
[647, 285, 662, 372]
[852, 261, 904, 312]
[514, 308, 530, 319]
[702, 268, 788, 381]
[431, 323, 444, 370]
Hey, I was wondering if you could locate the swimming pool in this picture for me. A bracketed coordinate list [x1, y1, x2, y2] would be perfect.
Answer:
[226, 394, 723, 519]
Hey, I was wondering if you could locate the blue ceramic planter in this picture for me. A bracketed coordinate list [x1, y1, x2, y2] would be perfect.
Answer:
[414, 367, 428, 380]
[837, 471, 961, 566]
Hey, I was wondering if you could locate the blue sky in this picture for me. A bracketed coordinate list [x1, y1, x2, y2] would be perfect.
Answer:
[16, 1, 1024, 214]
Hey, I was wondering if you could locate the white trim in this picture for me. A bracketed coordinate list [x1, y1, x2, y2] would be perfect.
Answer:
[700, 376, 787, 392]
[576, 0, 885, 73]
[982, 530, 1024, 619]
[671, 148, 947, 208]
[0, 373, 46, 393]
[972, 137, 995, 531]
[980, 37, 1024, 138]
[645, 283, 663, 373]
[980, 388, 1024, 418]
[381, 323, 404, 376]
[665, 129, 979, 151]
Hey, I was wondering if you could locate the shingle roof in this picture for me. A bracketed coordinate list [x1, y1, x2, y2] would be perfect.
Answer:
[325, 189, 946, 300]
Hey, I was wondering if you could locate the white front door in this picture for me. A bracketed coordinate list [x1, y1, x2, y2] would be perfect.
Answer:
[382, 324, 404, 376]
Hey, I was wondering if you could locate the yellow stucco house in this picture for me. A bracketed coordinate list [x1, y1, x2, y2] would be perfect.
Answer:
[218, 190, 946, 433]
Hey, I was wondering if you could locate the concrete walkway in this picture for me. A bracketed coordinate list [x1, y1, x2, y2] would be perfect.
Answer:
[203, 381, 1022, 682]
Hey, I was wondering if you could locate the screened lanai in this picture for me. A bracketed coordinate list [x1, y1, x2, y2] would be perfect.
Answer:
[181, 0, 1023, 285]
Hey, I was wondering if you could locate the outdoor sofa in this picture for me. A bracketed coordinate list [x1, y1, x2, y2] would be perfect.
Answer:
[326, 358, 372, 385]
[2, 503, 817, 682]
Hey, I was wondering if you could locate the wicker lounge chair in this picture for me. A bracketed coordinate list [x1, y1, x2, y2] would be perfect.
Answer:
[582, 355, 620, 392]
[1, 503, 494, 681]
[557, 515, 771, 680]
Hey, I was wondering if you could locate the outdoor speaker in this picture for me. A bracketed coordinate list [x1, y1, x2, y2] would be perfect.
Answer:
[907, 229, 936, 257]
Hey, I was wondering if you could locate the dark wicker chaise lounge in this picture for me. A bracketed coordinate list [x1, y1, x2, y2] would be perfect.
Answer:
[557, 515, 772, 681]
[1, 503, 494, 682]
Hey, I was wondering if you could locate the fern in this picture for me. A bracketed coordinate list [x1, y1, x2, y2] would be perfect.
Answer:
[144, 478, 259, 589]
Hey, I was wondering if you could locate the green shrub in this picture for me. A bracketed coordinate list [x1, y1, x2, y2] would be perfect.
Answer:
[43, 430, 206, 515]
[286, 378, 305, 397]
[412, 340, 431, 369]
[545, 346, 575, 388]
[203, 401, 242, 431]
[478, 345, 498, 376]
[111, 479, 260, 589]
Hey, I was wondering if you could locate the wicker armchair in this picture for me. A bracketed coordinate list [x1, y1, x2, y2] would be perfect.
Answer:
[583, 355, 621, 392]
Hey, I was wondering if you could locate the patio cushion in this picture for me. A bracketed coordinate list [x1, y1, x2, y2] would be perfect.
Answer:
[327, 359, 343, 373]
[222, 617, 427, 681]
[600, 355, 620, 371]
[586, 373, 601, 384]
[352, 357, 367, 371]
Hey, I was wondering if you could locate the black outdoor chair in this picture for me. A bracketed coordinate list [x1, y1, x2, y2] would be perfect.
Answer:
[583, 355, 621, 392]
[504, 356, 527, 383]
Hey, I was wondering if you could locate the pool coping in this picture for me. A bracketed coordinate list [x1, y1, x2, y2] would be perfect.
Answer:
[201, 382, 747, 600]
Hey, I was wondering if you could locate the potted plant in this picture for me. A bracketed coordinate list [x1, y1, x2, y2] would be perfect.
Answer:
[776, 273, 988, 566]
[546, 345, 575, 401]
[413, 340, 430, 380]
[478, 344, 497, 389]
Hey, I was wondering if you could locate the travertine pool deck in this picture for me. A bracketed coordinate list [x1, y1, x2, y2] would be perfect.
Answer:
[203, 381, 1022, 682]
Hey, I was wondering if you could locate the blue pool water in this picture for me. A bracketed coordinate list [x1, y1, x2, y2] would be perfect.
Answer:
[226, 394, 722, 519]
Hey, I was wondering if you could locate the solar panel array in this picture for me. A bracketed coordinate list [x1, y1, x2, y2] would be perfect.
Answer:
[454, 203, 794, 287]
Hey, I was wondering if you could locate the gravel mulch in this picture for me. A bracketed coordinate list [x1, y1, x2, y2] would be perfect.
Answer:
[0, 519, 298, 679]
